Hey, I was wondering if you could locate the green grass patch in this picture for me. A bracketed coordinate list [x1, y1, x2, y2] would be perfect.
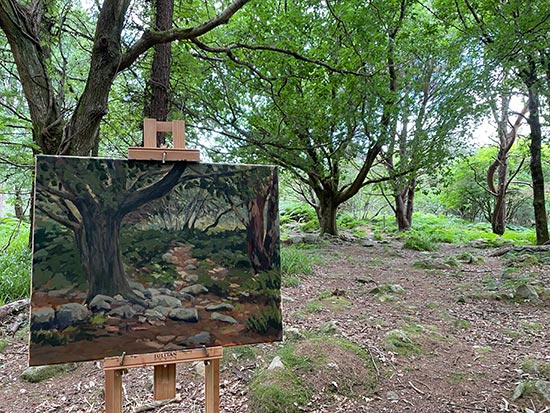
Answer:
[372, 213, 536, 246]
[0, 219, 31, 306]
[304, 291, 352, 313]
[281, 245, 323, 287]
[224, 345, 257, 362]
[279, 201, 319, 231]
[304, 300, 323, 313]
[384, 324, 445, 356]
[384, 329, 422, 355]
[452, 319, 472, 329]
[522, 358, 550, 380]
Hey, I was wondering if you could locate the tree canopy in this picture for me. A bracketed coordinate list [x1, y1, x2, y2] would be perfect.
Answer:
[1, 0, 550, 239]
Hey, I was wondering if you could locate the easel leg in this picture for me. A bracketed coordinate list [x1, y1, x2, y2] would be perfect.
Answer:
[154, 364, 177, 400]
[105, 369, 123, 413]
[205, 359, 220, 413]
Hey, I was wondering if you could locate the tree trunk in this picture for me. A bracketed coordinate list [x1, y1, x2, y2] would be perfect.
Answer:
[317, 195, 339, 236]
[0, 0, 63, 154]
[394, 193, 410, 232]
[75, 211, 132, 302]
[523, 62, 549, 244]
[490, 152, 507, 235]
[61, 0, 132, 155]
[406, 179, 415, 226]
[144, 0, 174, 146]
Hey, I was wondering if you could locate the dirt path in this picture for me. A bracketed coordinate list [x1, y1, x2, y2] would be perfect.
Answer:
[1, 240, 549, 412]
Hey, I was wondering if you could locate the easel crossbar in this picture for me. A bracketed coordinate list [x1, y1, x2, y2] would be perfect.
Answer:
[104, 347, 223, 371]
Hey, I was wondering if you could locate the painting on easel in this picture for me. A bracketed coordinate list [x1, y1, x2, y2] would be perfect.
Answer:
[29, 155, 281, 366]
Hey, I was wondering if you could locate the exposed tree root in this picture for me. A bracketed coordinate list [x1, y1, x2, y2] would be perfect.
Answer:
[489, 245, 550, 257]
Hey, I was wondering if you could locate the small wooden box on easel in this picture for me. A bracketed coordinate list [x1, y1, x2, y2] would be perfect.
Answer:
[128, 118, 200, 162]
[104, 118, 221, 413]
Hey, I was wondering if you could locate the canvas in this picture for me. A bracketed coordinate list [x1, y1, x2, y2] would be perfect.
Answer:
[29, 156, 281, 366]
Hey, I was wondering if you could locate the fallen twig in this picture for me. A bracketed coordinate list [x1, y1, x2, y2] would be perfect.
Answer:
[408, 381, 425, 395]
[446, 401, 488, 411]
[365, 345, 380, 378]
[0, 299, 29, 321]
[132, 395, 182, 413]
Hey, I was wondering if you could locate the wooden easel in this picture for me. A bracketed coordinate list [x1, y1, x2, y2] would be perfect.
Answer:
[104, 347, 223, 413]
[104, 119, 221, 412]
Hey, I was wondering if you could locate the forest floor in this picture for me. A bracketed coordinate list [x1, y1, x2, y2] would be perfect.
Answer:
[1, 235, 549, 413]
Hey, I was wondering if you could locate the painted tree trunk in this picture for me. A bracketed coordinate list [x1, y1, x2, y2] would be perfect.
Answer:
[246, 175, 278, 273]
[75, 211, 132, 302]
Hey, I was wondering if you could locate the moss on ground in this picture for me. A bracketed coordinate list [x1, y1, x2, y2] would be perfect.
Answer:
[249, 368, 310, 413]
[248, 336, 377, 412]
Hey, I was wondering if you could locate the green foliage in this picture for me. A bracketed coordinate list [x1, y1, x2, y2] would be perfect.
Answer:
[337, 213, 366, 230]
[89, 312, 108, 325]
[190, 230, 250, 269]
[403, 231, 438, 251]
[280, 201, 318, 230]
[0, 219, 31, 305]
[33, 221, 86, 289]
[438, 145, 535, 226]
[377, 213, 535, 247]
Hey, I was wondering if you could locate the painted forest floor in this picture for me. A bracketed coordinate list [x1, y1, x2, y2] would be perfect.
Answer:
[1, 236, 550, 412]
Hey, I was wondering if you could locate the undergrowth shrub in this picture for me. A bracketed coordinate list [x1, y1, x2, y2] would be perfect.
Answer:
[403, 231, 437, 251]
[280, 201, 319, 231]
[0, 219, 31, 306]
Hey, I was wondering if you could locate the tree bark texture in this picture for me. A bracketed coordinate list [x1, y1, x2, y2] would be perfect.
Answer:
[0, 0, 250, 156]
[394, 179, 415, 232]
[75, 211, 131, 302]
[523, 61, 549, 244]
[487, 98, 526, 236]
[144, 0, 174, 146]
[316, 193, 339, 236]
[0, 0, 63, 154]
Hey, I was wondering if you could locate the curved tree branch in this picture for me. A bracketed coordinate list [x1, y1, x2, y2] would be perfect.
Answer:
[190, 38, 369, 77]
[118, 162, 187, 218]
[118, 0, 251, 71]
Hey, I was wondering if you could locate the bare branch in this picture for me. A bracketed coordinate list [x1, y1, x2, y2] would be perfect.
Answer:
[190, 38, 369, 77]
